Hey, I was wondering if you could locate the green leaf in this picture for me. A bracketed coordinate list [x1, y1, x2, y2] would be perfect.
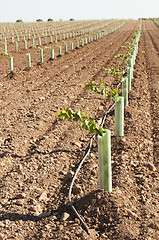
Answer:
[74, 110, 83, 121]
[58, 110, 70, 120]
[99, 80, 103, 86]
[98, 127, 104, 136]
[0, 52, 11, 58]
[82, 119, 89, 130]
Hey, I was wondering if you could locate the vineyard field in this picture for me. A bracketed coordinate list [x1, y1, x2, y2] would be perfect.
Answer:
[0, 19, 158, 239]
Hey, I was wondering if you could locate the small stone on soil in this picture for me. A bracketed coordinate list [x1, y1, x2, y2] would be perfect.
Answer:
[126, 209, 139, 220]
[38, 191, 48, 201]
[15, 199, 24, 206]
[73, 141, 81, 148]
[147, 162, 156, 171]
[60, 212, 70, 221]
[30, 204, 43, 216]
[15, 193, 26, 199]
[98, 106, 104, 111]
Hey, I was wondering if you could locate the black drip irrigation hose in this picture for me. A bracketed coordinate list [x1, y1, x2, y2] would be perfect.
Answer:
[68, 81, 122, 235]
[0, 74, 9, 80]
[68, 136, 94, 235]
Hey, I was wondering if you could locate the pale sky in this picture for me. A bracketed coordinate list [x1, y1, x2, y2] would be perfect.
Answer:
[0, 0, 159, 22]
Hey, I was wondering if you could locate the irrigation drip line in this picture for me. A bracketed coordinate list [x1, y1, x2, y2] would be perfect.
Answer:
[0, 74, 8, 80]
[68, 135, 94, 235]
[68, 81, 122, 234]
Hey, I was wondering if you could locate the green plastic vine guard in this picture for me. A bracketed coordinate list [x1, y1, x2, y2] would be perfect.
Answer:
[4, 43, 7, 53]
[85, 38, 87, 45]
[98, 130, 112, 192]
[32, 39, 35, 47]
[27, 53, 31, 67]
[65, 44, 67, 53]
[71, 42, 73, 50]
[132, 52, 135, 65]
[38, 38, 41, 46]
[15, 42, 18, 51]
[131, 58, 133, 79]
[128, 57, 133, 80]
[127, 57, 132, 68]
[115, 96, 124, 136]
[44, 37, 47, 44]
[59, 46, 62, 56]
[81, 39, 84, 47]
[122, 78, 128, 107]
[51, 49, 54, 59]
[24, 40, 27, 49]
[9, 57, 13, 73]
[127, 67, 131, 91]
[40, 48, 43, 62]
[136, 43, 138, 55]
[50, 36, 53, 43]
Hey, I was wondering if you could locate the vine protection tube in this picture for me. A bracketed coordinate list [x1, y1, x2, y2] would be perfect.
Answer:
[40, 48, 43, 63]
[51, 49, 54, 59]
[9, 57, 13, 73]
[27, 53, 31, 67]
[122, 78, 128, 107]
[115, 96, 124, 136]
[98, 130, 112, 192]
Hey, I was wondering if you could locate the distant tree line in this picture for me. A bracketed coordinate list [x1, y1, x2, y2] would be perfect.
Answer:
[16, 18, 75, 23]
[138, 18, 159, 20]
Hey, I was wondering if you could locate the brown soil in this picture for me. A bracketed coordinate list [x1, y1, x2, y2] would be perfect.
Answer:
[0, 20, 158, 239]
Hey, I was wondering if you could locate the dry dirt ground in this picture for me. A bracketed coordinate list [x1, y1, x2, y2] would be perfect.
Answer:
[0, 20, 158, 239]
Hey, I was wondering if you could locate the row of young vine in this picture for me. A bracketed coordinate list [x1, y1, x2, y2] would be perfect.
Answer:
[0, 20, 127, 74]
[0, 20, 114, 45]
[58, 20, 142, 234]
[0, 20, 113, 40]
[153, 18, 159, 27]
